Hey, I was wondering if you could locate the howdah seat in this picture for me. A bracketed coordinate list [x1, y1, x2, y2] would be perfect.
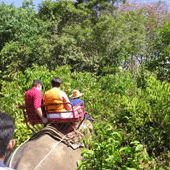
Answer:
[15, 102, 87, 133]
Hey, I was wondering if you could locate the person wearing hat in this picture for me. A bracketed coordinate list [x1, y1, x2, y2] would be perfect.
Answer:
[25, 79, 48, 124]
[69, 90, 84, 107]
[70, 90, 94, 122]
[44, 77, 71, 116]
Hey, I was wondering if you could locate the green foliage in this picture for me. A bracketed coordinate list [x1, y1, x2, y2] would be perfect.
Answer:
[0, 3, 49, 77]
[80, 69, 169, 169]
[91, 9, 147, 73]
[0, 65, 170, 168]
[0, 65, 98, 146]
[1, 0, 170, 168]
[78, 122, 150, 170]
[1, 0, 169, 76]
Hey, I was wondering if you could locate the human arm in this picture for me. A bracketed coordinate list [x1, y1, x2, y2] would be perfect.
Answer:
[59, 90, 72, 111]
[34, 92, 48, 124]
[35, 107, 48, 124]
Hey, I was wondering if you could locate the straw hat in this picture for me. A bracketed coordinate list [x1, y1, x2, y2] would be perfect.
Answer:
[70, 90, 84, 99]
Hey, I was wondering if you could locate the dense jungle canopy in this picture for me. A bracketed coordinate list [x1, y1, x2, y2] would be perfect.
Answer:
[0, 0, 170, 169]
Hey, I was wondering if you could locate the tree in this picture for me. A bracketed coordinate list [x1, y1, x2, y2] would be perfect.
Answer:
[0, 4, 49, 78]
[22, 0, 35, 9]
[76, 0, 126, 14]
[37, 0, 98, 72]
[92, 9, 146, 74]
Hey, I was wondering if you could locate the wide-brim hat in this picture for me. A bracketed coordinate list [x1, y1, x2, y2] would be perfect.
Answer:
[70, 90, 84, 99]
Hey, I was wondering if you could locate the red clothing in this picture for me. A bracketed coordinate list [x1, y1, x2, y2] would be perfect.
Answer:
[25, 87, 43, 123]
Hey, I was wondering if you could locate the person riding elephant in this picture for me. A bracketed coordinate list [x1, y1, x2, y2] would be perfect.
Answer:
[44, 77, 72, 118]
[25, 79, 48, 124]
[69, 90, 94, 123]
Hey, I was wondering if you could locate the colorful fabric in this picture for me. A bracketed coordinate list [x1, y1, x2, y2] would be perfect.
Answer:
[70, 98, 84, 107]
[70, 98, 93, 122]
[25, 87, 43, 122]
[25, 87, 42, 109]
[44, 88, 66, 112]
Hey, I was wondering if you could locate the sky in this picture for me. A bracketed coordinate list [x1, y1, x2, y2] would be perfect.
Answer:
[0, 0, 170, 10]
[0, 0, 43, 10]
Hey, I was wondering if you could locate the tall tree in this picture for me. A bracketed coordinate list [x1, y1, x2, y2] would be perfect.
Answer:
[0, 3, 48, 78]
[92, 9, 146, 74]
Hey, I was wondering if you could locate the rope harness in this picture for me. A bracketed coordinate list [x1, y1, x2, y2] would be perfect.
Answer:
[33, 134, 67, 170]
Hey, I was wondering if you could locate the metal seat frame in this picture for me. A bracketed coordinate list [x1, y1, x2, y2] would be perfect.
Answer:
[15, 102, 87, 134]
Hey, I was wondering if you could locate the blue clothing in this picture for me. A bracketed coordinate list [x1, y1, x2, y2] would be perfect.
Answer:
[70, 98, 93, 122]
[70, 98, 84, 107]
[0, 160, 6, 167]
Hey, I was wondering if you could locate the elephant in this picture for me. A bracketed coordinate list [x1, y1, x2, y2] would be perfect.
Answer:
[6, 120, 93, 170]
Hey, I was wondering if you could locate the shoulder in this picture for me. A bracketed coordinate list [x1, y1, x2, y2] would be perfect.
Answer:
[78, 98, 83, 102]
[59, 90, 66, 96]
[59, 90, 69, 101]
[45, 88, 59, 95]
[26, 88, 41, 95]
[44, 89, 51, 95]
[25, 88, 31, 95]
[34, 88, 42, 96]
[70, 99, 74, 102]
[75, 98, 84, 103]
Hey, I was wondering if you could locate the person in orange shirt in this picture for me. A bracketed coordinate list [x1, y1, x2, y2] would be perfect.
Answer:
[44, 77, 72, 118]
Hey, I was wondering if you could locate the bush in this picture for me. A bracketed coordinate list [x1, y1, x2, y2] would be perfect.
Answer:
[0, 66, 169, 168]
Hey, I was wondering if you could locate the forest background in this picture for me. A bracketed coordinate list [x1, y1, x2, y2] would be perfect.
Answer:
[0, 0, 170, 169]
